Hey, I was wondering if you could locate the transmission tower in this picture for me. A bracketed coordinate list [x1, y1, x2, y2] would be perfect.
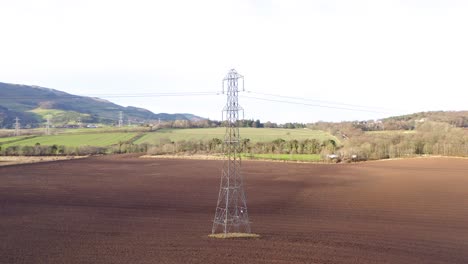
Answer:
[45, 115, 51, 135]
[77, 116, 82, 128]
[118, 111, 123, 127]
[212, 69, 251, 236]
[14, 117, 20, 136]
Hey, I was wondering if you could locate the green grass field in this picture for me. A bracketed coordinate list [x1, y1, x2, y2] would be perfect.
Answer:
[135, 128, 339, 144]
[58, 127, 150, 134]
[242, 153, 323, 162]
[29, 108, 72, 116]
[0, 128, 338, 149]
[0, 136, 32, 143]
[1, 133, 138, 147]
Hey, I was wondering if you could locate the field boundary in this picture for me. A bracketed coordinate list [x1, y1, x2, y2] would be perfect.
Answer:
[0, 136, 37, 146]
[0, 156, 88, 167]
[356, 155, 468, 163]
[140, 154, 335, 164]
[140, 154, 468, 164]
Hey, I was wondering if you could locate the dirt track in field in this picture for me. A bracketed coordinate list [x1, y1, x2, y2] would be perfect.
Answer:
[1, 156, 467, 264]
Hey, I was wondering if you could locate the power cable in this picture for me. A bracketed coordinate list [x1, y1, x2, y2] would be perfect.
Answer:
[0, 88, 404, 115]
[246, 91, 400, 112]
[240, 95, 393, 114]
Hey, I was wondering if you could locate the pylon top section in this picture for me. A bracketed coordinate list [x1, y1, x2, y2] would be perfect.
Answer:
[222, 69, 244, 94]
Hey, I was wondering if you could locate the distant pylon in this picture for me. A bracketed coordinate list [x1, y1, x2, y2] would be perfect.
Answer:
[78, 116, 82, 128]
[118, 111, 123, 127]
[212, 69, 251, 236]
[14, 117, 20, 136]
[45, 115, 51, 135]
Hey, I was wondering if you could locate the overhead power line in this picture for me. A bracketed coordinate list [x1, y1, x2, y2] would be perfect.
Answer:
[0, 89, 404, 115]
[240, 95, 394, 114]
[246, 91, 399, 112]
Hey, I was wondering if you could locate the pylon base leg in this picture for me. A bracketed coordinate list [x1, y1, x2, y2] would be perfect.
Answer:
[208, 233, 260, 239]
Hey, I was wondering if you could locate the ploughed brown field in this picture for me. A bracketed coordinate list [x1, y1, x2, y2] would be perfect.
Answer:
[1, 156, 467, 264]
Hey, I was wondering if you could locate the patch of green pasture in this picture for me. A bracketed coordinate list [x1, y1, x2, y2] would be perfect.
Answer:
[29, 108, 69, 116]
[135, 128, 339, 145]
[2, 133, 138, 147]
[60, 127, 150, 134]
[0, 136, 32, 144]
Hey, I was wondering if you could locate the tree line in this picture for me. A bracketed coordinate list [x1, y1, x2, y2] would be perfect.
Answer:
[338, 121, 468, 160]
[0, 138, 337, 158]
[156, 119, 306, 129]
[145, 138, 337, 156]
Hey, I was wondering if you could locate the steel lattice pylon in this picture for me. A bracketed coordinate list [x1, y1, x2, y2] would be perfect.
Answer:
[212, 69, 251, 236]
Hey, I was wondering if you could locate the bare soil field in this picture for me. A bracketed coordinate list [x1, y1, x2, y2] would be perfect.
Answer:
[0, 156, 467, 264]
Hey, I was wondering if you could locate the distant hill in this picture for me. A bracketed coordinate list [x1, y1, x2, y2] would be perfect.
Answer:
[381, 111, 468, 130]
[0, 82, 204, 128]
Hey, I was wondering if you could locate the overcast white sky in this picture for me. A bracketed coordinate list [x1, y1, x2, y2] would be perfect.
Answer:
[1, 0, 467, 123]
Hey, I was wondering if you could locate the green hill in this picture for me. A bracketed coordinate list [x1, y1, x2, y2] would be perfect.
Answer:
[0, 82, 204, 128]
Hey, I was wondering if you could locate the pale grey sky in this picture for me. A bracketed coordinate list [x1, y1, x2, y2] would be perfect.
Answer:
[0, 0, 467, 123]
